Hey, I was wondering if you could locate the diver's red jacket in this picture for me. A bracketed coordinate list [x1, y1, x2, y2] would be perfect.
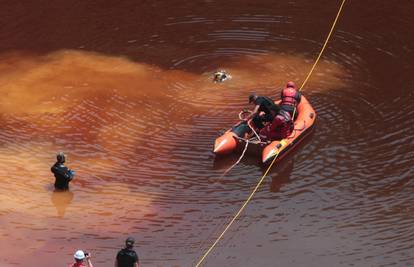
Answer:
[281, 87, 301, 107]
[259, 110, 293, 141]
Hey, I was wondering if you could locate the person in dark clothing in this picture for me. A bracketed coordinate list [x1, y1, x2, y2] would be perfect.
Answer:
[115, 237, 140, 267]
[246, 93, 280, 129]
[51, 152, 75, 190]
[280, 81, 302, 119]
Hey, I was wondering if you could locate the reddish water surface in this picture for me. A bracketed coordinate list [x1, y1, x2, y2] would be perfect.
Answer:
[0, 1, 413, 266]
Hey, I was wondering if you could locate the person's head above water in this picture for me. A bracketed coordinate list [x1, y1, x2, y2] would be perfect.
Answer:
[286, 81, 296, 88]
[56, 152, 66, 163]
[125, 237, 135, 249]
[213, 70, 230, 83]
[249, 93, 257, 104]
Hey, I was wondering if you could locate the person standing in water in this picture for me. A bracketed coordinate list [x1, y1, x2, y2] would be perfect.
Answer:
[115, 237, 141, 267]
[51, 152, 75, 190]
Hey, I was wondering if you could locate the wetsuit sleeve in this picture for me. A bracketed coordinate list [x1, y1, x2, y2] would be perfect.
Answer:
[61, 167, 70, 179]
[51, 165, 64, 177]
[59, 166, 75, 181]
[116, 251, 122, 261]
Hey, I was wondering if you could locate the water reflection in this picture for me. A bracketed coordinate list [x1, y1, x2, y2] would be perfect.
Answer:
[213, 145, 295, 192]
[0, 48, 346, 267]
[0, 0, 413, 265]
[50, 190, 74, 218]
[212, 152, 261, 172]
[270, 157, 294, 193]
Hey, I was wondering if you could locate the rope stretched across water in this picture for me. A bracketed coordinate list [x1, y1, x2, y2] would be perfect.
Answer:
[195, 1, 347, 266]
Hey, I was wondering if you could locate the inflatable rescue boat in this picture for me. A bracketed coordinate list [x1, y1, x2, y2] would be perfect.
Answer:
[213, 96, 316, 164]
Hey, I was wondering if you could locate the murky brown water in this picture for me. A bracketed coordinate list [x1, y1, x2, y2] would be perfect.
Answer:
[0, 0, 413, 266]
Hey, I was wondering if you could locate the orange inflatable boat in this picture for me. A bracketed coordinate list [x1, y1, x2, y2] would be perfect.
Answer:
[213, 96, 316, 164]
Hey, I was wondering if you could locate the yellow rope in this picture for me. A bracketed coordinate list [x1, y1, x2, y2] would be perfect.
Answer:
[299, 0, 347, 91]
[195, 152, 280, 267]
[195, 1, 346, 266]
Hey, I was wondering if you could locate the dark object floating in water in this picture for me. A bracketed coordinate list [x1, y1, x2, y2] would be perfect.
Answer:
[213, 70, 231, 83]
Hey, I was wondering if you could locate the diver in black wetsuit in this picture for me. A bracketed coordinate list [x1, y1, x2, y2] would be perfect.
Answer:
[246, 93, 280, 129]
[51, 152, 75, 190]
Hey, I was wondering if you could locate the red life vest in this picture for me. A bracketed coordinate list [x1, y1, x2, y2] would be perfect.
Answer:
[281, 87, 301, 107]
[259, 110, 293, 141]
[275, 110, 293, 139]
